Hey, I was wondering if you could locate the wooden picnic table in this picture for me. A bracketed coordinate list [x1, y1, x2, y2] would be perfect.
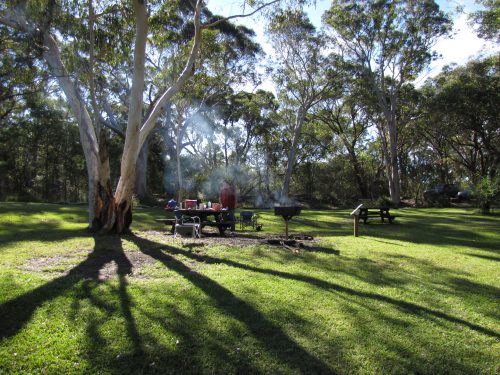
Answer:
[159, 208, 235, 235]
[359, 206, 396, 224]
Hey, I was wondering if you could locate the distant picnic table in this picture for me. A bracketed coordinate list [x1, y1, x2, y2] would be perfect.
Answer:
[156, 208, 235, 235]
[359, 206, 396, 224]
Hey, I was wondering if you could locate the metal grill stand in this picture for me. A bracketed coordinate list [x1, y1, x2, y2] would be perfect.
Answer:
[274, 206, 302, 239]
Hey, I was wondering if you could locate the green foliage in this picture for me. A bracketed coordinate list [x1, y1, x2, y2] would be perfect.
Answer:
[324, 0, 452, 81]
[0, 93, 87, 202]
[420, 56, 500, 191]
[469, 0, 500, 41]
[375, 195, 394, 208]
[474, 176, 500, 213]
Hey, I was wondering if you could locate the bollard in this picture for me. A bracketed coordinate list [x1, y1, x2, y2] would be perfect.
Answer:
[353, 214, 359, 237]
[350, 204, 364, 237]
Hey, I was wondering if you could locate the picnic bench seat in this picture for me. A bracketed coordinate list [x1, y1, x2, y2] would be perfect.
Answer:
[359, 207, 397, 224]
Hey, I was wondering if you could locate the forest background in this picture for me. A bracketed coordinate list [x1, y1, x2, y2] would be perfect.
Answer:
[0, 0, 498, 224]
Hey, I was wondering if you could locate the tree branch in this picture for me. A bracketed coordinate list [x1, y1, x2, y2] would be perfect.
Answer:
[202, 0, 280, 29]
[138, 0, 203, 147]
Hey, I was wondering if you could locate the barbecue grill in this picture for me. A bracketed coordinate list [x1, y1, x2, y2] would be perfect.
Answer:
[274, 206, 302, 239]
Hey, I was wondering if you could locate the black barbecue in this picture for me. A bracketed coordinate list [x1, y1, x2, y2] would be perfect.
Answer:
[274, 206, 302, 239]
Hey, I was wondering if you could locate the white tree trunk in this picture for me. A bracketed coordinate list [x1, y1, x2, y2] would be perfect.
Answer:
[1, 0, 215, 233]
[42, 32, 102, 227]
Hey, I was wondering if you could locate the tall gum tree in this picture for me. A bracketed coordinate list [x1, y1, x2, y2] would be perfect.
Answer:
[267, 10, 335, 200]
[0, 0, 282, 233]
[324, 0, 451, 206]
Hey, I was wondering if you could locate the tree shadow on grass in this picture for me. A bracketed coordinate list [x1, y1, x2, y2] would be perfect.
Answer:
[304, 246, 340, 255]
[0, 234, 141, 358]
[129, 235, 500, 341]
[0, 221, 89, 247]
[128, 235, 334, 374]
[0, 232, 334, 373]
[2, 228, 499, 373]
[466, 253, 500, 262]
[364, 211, 500, 253]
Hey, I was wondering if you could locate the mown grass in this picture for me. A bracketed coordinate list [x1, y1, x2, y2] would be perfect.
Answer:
[0, 202, 499, 374]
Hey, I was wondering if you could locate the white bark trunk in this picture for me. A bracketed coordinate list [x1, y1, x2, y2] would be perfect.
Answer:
[114, 0, 148, 211]
[373, 81, 401, 206]
[138, 0, 204, 149]
[388, 119, 401, 205]
[43, 32, 101, 225]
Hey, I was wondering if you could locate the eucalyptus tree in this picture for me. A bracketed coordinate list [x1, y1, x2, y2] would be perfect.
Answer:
[214, 89, 280, 199]
[267, 10, 335, 200]
[159, 21, 262, 203]
[0, 26, 46, 124]
[324, 0, 451, 206]
[0, 0, 281, 233]
[217, 90, 276, 167]
[313, 74, 371, 198]
[470, 0, 500, 42]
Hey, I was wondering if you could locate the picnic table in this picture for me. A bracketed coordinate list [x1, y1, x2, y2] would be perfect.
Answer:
[359, 206, 396, 224]
[158, 208, 236, 235]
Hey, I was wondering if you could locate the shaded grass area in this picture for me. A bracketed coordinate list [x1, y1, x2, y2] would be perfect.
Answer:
[0, 202, 499, 374]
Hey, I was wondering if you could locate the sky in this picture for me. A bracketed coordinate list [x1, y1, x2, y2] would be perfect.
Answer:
[207, 0, 499, 87]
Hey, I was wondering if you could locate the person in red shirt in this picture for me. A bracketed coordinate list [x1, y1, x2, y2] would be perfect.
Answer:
[220, 180, 236, 231]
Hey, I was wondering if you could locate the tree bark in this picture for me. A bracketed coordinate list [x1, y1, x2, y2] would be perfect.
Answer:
[1, 0, 208, 233]
[134, 135, 152, 204]
[176, 130, 183, 204]
[42, 31, 103, 227]
[349, 150, 368, 198]
[387, 118, 401, 206]
[112, 0, 148, 233]
[281, 108, 304, 201]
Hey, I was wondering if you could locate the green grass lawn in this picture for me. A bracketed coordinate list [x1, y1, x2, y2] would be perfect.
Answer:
[0, 202, 499, 374]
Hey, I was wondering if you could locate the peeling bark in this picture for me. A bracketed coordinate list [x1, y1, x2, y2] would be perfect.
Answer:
[0, 0, 259, 234]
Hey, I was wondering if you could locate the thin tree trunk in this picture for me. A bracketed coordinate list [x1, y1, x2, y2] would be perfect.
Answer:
[282, 109, 304, 200]
[388, 118, 401, 206]
[349, 150, 368, 198]
[135, 135, 154, 204]
[176, 135, 183, 204]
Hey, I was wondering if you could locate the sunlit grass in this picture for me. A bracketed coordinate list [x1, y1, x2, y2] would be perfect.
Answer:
[0, 202, 499, 374]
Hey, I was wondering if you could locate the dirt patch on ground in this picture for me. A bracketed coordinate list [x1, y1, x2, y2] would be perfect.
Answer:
[151, 229, 319, 250]
[20, 231, 320, 280]
[21, 249, 157, 281]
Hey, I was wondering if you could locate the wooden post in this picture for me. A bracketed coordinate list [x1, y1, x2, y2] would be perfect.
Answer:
[350, 204, 364, 237]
